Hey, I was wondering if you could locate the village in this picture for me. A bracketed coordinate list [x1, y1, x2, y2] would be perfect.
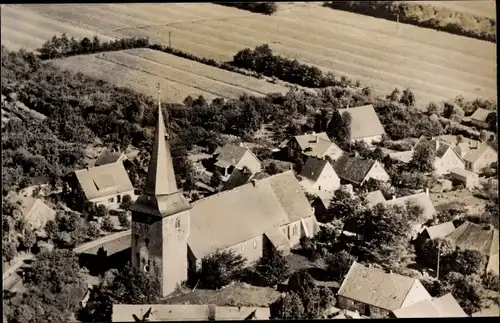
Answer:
[1, 2, 499, 322]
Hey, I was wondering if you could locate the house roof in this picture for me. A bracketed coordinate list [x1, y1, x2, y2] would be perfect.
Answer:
[423, 222, 455, 240]
[111, 304, 270, 322]
[339, 105, 385, 140]
[365, 190, 386, 207]
[18, 196, 56, 229]
[388, 150, 413, 164]
[463, 142, 496, 164]
[293, 132, 331, 150]
[446, 221, 498, 256]
[74, 163, 134, 200]
[470, 107, 492, 122]
[94, 149, 124, 167]
[112, 304, 211, 322]
[392, 293, 467, 318]
[292, 133, 340, 159]
[338, 262, 428, 311]
[385, 192, 437, 221]
[450, 167, 478, 179]
[216, 144, 251, 166]
[188, 171, 313, 258]
[222, 168, 253, 191]
[300, 158, 329, 182]
[334, 156, 376, 185]
[264, 227, 290, 248]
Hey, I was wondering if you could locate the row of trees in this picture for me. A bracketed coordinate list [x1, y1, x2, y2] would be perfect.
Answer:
[215, 2, 278, 15]
[323, 1, 495, 42]
[232, 44, 355, 88]
[38, 34, 150, 60]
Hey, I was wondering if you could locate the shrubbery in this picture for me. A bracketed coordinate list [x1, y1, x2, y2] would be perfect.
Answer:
[215, 2, 278, 15]
[323, 1, 495, 42]
[232, 44, 351, 88]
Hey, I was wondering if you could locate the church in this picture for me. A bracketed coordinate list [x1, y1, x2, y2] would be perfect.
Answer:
[129, 95, 320, 297]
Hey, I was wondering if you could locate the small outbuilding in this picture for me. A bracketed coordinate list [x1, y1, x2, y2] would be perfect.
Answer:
[450, 167, 479, 188]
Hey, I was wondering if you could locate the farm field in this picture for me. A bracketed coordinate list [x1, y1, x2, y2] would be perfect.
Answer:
[1, 3, 496, 105]
[411, 1, 496, 19]
[50, 48, 289, 103]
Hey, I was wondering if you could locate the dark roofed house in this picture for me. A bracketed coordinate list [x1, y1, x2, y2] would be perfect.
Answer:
[339, 105, 385, 145]
[415, 221, 455, 250]
[334, 155, 390, 187]
[470, 107, 493, 129]
[337, 262, 432, 318]
[214, 144, 261, 181]
[94, 148, 128, 167]
[299, 157, 341, 195]
[446, 221, 499, 275]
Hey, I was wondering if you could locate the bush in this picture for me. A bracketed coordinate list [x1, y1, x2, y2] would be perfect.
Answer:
[483, 272, 499, 291]
[101, 216, 115, 232]
[255, 249, 289, 286]
[215, 2, 278, 15]
[118, 212, 130, 228]
[325, 250, 356, 282]
[323, 1, 495, 42]
[415, 238, 455, 268]
[197, 250, 246, 289]
[231, 44, 354, 88]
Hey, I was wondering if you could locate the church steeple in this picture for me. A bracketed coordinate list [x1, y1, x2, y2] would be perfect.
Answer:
[144, 84, 178, 196]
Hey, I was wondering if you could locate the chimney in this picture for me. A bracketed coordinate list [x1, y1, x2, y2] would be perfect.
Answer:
[426, 188, 429, 196]
[251, 179, 256, 187]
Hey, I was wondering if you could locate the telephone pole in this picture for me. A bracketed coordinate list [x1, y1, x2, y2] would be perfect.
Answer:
[168, 31, 172, 48]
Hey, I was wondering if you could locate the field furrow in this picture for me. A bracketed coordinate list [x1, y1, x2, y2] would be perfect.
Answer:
[2, 3, 496, 105]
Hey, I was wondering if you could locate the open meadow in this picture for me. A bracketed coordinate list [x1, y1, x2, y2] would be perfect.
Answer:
[1, 3, 496, 105]
[50, 48, 290, 103]
[411, 1, 496, 19]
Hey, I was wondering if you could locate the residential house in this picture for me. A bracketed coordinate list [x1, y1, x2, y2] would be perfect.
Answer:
[19, 176, 51, 198]
[450, 167, 479, 188]
[469, 107, 493, 129]
[446, 221, 499, 275]
[365, 190, 386, 207]
[10, 194, 56, 234]
[311, 185, 354, 221]
[222, 169, 269, 191]
[338, 104, 385, 145]
[431, 139, 465, 176]
[462, 142, 497, 173]
[213, 144, 262, 181]
[388, 150, 413, 164]
[73, 163, 136, 208]
[334, 155, 390, 187]
[384, 190, 437, 238]
[112, 304, 270, 321]
[416, 221, 455, 245]
[94, 148, 128, 167]
[299, 157, 341, 195]
[337, 262, 432, 318]
[391, 293, 467, 318]
[285, 132, 343, 162]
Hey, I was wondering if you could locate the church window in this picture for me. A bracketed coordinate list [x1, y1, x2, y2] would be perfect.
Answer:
[117, 195, 121, 203]
[175, 217, 181, 229]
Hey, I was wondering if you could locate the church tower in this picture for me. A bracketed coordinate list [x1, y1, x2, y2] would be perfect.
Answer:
[129, 84, 191, 297]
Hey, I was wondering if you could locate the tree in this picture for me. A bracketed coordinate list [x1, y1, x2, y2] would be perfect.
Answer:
[87, 221, 101, 238]
[325, 250, 356, 282]
[400, 88, 416, 107]
[101, 215, 115, 232]
[287, 270, 316, 296]
[266, 162, 280, 175]
[326, 187, 364, 223]
[416, 238, 455, 268]
[483, 272, 499, 291]
[118, 212, 130, 228]
[96, 204, 108, 218]
[198, 250, 246, 289]
[22, 229, 37, 253]
[3, 238, 18, 265]
[441, 249, 487, 276]
[256, 249, 289, 286]
[327, 109, 343, 140]
[409, 138, 435, 172]
[210, 170, 223, 189]
[441, 272, 485, 315]
[270, 292, 305, 320]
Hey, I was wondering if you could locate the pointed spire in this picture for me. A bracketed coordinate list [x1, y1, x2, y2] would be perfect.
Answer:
[143, 83, 178, 196]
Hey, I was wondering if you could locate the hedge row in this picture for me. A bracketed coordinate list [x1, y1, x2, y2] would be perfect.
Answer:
[323, 1, 495, 43]
[38, 34, 150, 60]
[231, 44, 354, 88]
[214, 2, 278, 15]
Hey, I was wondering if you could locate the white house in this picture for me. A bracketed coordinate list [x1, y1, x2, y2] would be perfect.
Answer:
[299, 157, 341, 195]
[334, 155, 390, 187]
[338, 105, 385, 145]
[214, 144, 262, 181]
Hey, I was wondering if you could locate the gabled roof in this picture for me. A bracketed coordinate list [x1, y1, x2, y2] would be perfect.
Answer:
[339, 105, 385, 140]
[446, 221, 498, 256]
[293, 132, 331, 150]
[388, 150, 413, 164]
[385, 192, 437, 221]
[94, 148, 125, 167]
[365, 190, 386, 207]
[292, 132, 340, 159]
[450, 167, 478, 179]
[300, 157, 330, 182]
[334, 156, 376, 185]
[423, 222, 455, 240]
[392, 293, 467, 318]
[74, 163, 134, 200]
[18, 196, 56, 229]
[264, 227, 289, 248]
[215, 306, 270, 320]
[463, 142, 497, 164]
[216, 144, 255, 167]
[470, 107, 492, 122]
[188, 171, 313, 258]
[338, 262, 430, 311]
